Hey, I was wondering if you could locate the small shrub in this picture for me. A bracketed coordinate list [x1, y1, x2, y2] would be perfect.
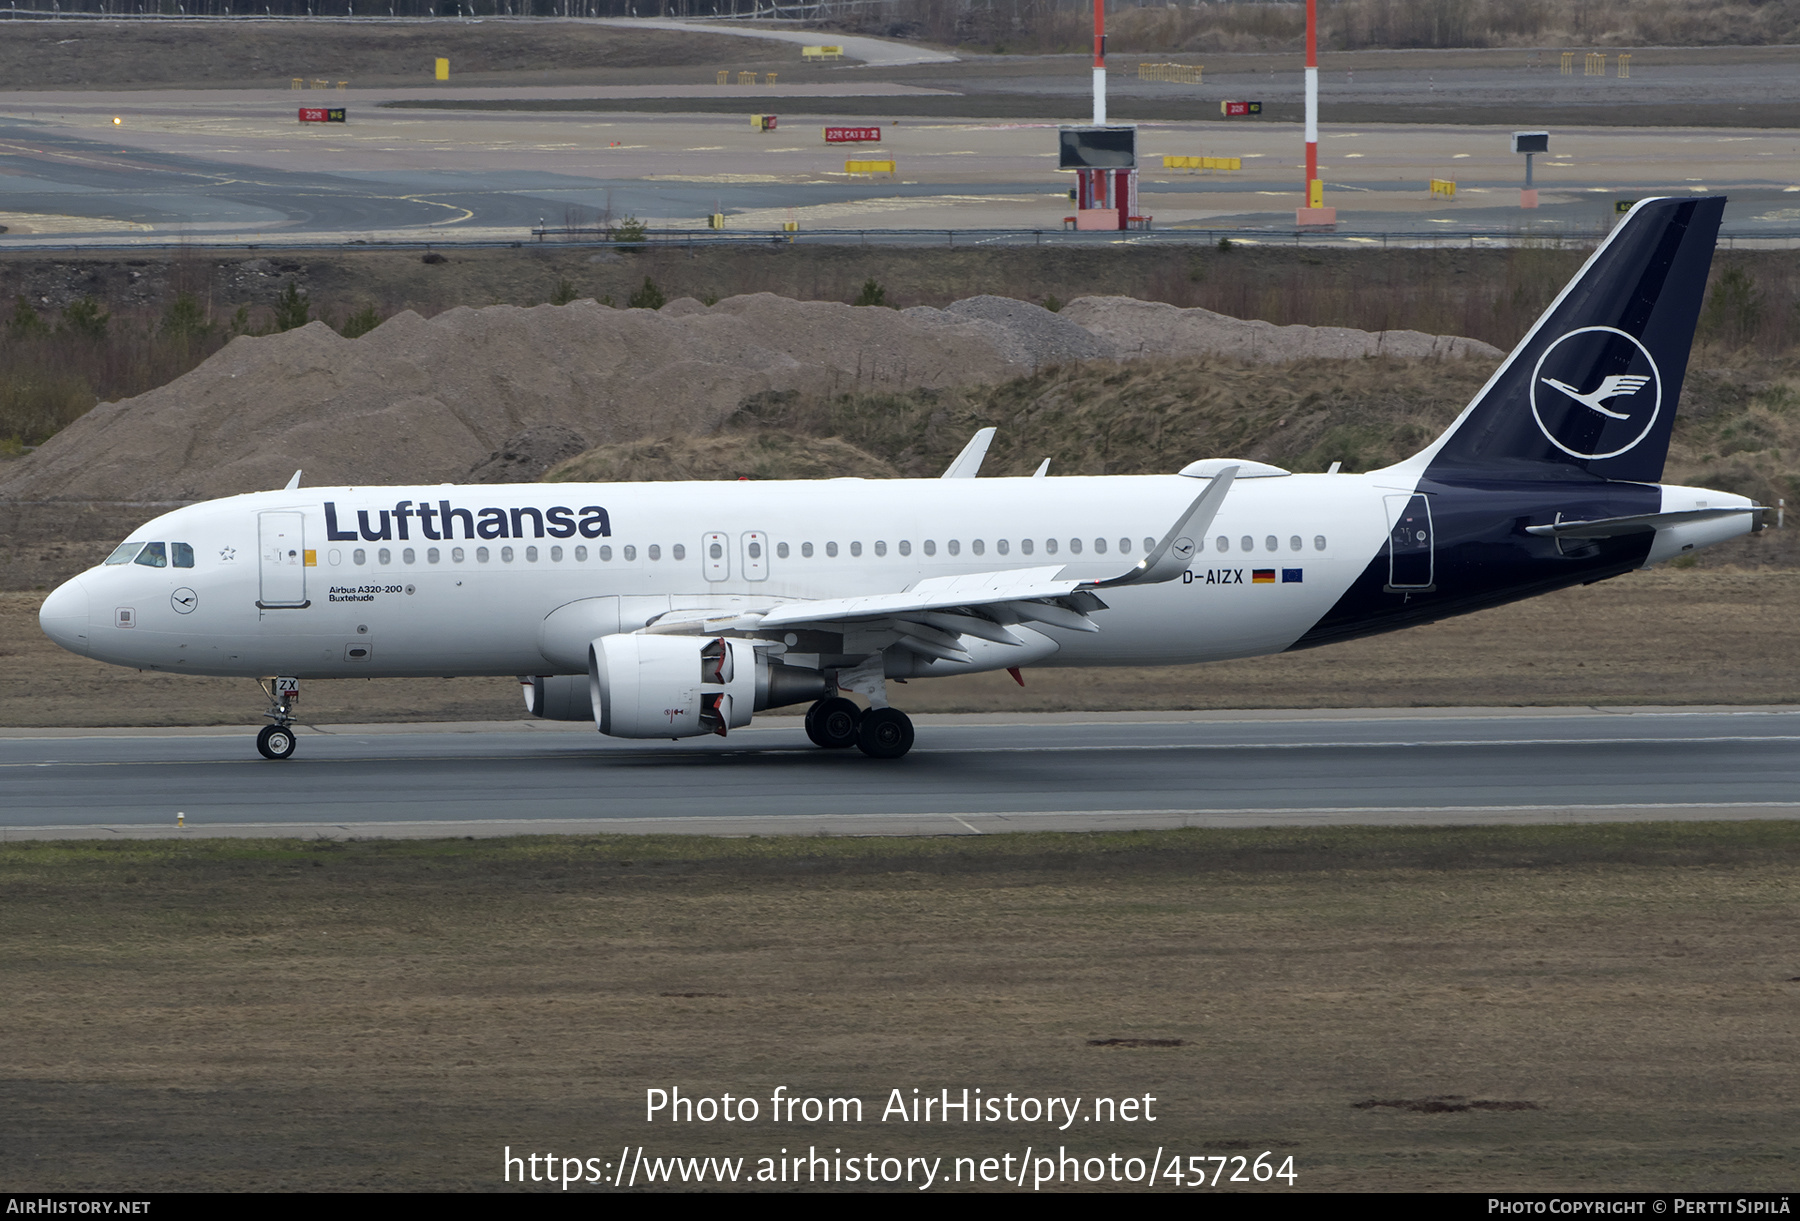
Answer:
[1218, 237, 1234, 252]
[340, 304, 383, 339]
[162, 292, 213, 340]
[8, 296, 48, 338]
[58, 296, 109, 341]
[612, 216, 647, 245]
[421, 251, 447, 265]
[627, 276, 665, 311]
[1701, 266, 1762, 348]
[550, 278, 579, 306]
[1043, 294, 1064, 313]
[700, 290, 720, 307]
[852, 278, 889, 307]
[270, 281, 310, 333]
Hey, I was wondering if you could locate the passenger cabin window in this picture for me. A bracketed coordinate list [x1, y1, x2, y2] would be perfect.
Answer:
[673, 544, 686, 561]
[777, 542, 790, 559]
[924, 540, 936, 556]
[971, 540, 984, 556]
[874, 541, 887, 557]
[1021, 539, 1033, 555]
[898, 540, 911, 556]
[1045, 538, 1057, 555]
[997, 539, 1008, 556]
[574, 546, 587, 562]
[428, 548, 441, 564]
[379, 547, 393, 566]
[104, 542, 144, 565]
[850, 542, 862, 557]
[550, 546, 563, 562]
[452, 547, 465, 563]
[134, 542, 168, 568]
[1216, 536, 1229, 553]
[1314, 535, 1327, 551]
[648, 545, 661, 561]
[947, 540, 960, 556]
[1290, 536, 1302, 552]
[599, 546, 612, 561]
[1068, 538, 1082, 555]
[403, 548, 417, 565]
[801, 542, 814, 558]
[826, 542, 839, 558]
[172, 542, 195, 568]
[622, 545, 636, 561]
[1241, 536, 1253, 552]
[354, 548, 368, 565]
[477, 547, 491, 563]
[524, 546, 537, 562]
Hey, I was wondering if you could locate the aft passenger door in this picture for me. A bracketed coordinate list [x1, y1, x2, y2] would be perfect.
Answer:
[258, 511, 309, 608]
[1383, 494, 1434, 592]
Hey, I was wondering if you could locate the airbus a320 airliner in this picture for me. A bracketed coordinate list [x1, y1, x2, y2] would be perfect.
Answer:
[38, 197, 1761, 760]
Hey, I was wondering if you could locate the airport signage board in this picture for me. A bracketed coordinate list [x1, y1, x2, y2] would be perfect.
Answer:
[1058, 125, 1137, 170]
[824, 127, 881, 143]
[1220, 101, 1263, 117]
[298, 108, 346, 123]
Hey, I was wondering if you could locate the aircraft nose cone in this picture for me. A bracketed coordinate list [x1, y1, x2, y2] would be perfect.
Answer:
[39, 576, 91, 657]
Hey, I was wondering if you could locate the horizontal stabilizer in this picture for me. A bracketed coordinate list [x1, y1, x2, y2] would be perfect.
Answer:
[1525, 506, 1764, 539]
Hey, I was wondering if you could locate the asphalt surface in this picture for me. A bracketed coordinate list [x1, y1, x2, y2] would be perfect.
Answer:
[5, 708, 1798, 839]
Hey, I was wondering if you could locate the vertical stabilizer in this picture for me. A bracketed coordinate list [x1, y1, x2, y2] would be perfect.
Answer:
[1394, 196, 1725, 483]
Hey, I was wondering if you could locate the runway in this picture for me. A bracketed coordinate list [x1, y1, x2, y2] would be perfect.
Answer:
[4, 707, 1798, 840]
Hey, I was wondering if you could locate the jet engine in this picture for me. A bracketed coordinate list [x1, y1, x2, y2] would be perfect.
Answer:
[580, 634, 828, 738]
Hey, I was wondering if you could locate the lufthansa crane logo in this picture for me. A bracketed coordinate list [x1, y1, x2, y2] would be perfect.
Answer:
[1529, 326, 1662, 460]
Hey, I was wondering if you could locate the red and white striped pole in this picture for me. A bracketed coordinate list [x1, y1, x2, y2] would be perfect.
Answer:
[1304, 0, 1318, 202]
[1092, 0, 1106, 125]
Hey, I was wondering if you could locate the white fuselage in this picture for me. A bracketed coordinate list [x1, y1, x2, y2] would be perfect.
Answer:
[40, 473, 1398, 680]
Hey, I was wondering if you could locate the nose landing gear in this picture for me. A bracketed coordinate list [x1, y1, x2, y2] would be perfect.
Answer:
[256, 723, 297, 760]
[256, 677, 300, 760]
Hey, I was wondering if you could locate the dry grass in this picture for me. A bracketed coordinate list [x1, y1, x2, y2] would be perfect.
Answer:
[2, 824, 1796, 1191]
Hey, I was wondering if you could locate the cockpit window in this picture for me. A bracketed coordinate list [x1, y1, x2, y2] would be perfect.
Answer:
[133, 542, 168, 568]
[104, 542, 145, 565]
[172, 542, 194, 568]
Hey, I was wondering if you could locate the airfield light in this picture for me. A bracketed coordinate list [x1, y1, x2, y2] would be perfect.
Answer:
[113, 116, 122, 125]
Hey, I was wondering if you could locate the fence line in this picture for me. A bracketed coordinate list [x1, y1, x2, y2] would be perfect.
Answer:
[10, 226, 1800, 254]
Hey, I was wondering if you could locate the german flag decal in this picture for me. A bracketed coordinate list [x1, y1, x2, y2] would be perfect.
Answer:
[1252, 569, 1276, 583]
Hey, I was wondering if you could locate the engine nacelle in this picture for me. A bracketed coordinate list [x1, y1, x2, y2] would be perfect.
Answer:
[589, 634, 762, 739]
[520, 674, 593, 721]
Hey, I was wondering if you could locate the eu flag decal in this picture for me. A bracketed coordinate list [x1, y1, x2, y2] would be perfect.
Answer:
[1282, 568, 1303, 583]
[1252, 569, 1276, 584]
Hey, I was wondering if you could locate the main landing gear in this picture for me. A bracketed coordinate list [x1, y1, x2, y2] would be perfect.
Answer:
[804, 697, 915, 759]
[256, 677, 299, 760]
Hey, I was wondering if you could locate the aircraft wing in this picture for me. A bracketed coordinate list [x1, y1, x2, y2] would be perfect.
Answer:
[643, 468, 1238, 654]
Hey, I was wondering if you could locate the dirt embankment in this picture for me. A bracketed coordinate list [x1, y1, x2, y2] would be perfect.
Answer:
[0, 290, 1493, 508]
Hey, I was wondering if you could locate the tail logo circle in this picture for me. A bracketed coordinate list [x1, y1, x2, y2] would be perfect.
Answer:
[1530, 326, 1662, 460]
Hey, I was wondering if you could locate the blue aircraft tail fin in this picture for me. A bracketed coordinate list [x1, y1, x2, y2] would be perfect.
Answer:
[1404, 195, 1725, 484]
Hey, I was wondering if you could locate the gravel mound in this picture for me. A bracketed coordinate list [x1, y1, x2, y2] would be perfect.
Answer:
[0, 291, 1500, 506]
[1060, 296, 1504, 363]
[929, 295, 1118, 368]
[465, 425, 592, 483]
[0, 294, 1023, 503]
